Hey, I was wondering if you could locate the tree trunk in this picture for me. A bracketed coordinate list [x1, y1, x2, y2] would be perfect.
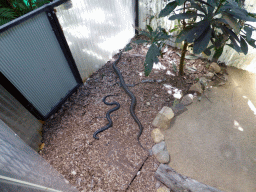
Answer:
[179, 41, 188, 76]
[155, 164, 223, 192]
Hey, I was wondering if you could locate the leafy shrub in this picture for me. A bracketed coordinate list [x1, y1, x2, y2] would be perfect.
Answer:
[0, 0, 51, 26]
[136, 0, 256, 76]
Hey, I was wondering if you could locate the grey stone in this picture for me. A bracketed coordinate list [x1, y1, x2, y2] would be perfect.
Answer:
[204, 72, 214, 79]
[199, 77, 208, 85]
[152, 107, 175, 130]
[181, 94, 194, 106]
[171, 103, 188, 116]
[155, 181, 161, 189]
[189, 81, 203, 94]
[152, 141, 167, 155]
[209, 62, 221, 73]
[155, 150, 170, 164]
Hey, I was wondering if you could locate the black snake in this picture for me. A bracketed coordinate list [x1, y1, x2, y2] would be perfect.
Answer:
[93, 51, 145, 149]
[112, 51, 144, 149]
[93, 95, 120, 140]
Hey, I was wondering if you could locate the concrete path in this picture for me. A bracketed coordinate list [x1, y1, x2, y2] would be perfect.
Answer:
[164, 67, 256, 192]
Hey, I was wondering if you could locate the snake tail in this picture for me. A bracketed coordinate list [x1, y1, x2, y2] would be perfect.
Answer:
[93, 95, 120, 140]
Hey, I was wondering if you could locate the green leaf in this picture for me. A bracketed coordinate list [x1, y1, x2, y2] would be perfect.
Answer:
[170, 27, 179, 33]
[147, 25, 153, 33]
[176, 0, 186, 6]
[203, 48, 211, 56]
[176, 20, 210, 43]
[159, 1, 178, 17]
[186, 20, 210, 43]
[133, 39, 148, 44]
[240, 36, 248, 54]
[213, 47, 224, 60]
[198, 0, 214, 8]
[193, 27, 212, 54]
[244, 25, 253, 41]
[190, 2, 207, 15]
[140, 31, 151, 38]
[229, 36, 241, 52]
[169, 13, 204, 20]
[222, 12, 240, 34]
[0, 8, 16, 19]
[227, 10, 256, 22]
[203, 45, 214, 56]
[176, 28, 192, 43]
[247, 38, 256, 48]
[221, 25, 239, 41]
[207, 0, 215, 14]
[156, 32, 171, 41]
[144, 44, 160, 76]
[124, 43, 133, 52]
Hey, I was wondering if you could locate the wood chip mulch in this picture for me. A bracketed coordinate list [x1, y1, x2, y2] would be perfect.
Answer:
[41, 43, 212, 191]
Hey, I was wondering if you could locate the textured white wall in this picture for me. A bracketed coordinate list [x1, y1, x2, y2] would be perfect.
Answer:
[139, 0, 175, 31]
[56, 0, 135, 81]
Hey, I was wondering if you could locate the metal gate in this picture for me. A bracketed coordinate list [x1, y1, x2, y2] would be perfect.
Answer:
[0, 1, 82, 120]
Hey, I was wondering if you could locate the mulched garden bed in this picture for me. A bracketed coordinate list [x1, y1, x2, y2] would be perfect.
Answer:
[41, 42, 214, 191]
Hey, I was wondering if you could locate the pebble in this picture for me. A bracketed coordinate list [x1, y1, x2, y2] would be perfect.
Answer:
[204, 72, 214, 79]
[157, 186, 171, 192]
[152, 141, 166, 155]
[146, 102, 150, 106]
[151, 128, 165, 143]
[152, 106, 174, 130]
[155, 150, 170, 164]
[171, 103, 187, 116]
[71, 170, 76, 175]
[209, 62, 221, 73]
[189, 81, 203, 94]
[152, 141, 170, 163]
[155, 181, 161, 189]
[181, 94, 194, 106]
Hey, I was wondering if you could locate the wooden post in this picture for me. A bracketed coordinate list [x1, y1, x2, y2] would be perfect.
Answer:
[155, 164, 223, 192]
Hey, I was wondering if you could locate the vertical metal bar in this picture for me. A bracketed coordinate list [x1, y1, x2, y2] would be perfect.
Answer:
[135, 0, 139, 34]
[45, 8, 83, 85]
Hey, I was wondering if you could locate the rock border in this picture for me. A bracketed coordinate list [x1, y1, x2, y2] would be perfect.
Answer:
[151, 62, 226, 191]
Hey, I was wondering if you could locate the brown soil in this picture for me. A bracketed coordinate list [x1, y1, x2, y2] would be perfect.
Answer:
[41, 43, 215, 191]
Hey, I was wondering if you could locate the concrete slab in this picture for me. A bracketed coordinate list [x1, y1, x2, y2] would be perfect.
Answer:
[164, 67, 256, 192]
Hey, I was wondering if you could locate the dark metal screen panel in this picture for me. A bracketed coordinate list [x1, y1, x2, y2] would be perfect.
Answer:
[0, 120, 78, 192]
[0, 11, 80, 119]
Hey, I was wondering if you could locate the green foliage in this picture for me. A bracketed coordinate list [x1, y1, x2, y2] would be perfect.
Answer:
[0, 7, 16, 25]
[134, 25, 171, 76]
[160, 0, 256, 59]
[136, 0, 256, 76]
[0, 0, 50, 26]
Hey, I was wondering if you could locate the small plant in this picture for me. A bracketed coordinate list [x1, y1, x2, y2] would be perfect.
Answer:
[133, 25, 171, 76]
[136, 0, 256, 76]
[0, 0, 51, 26]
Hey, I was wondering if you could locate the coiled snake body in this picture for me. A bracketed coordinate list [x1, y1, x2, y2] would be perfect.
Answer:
[93, 95, 120, 140]
[112, 52, 144, 148]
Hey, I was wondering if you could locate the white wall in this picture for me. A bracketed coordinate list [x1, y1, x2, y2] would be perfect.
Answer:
[56, 0, 135, 81]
